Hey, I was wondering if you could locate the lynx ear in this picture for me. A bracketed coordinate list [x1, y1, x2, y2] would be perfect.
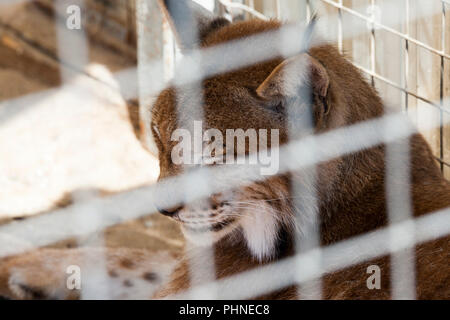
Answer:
[256, 54, 329, 101]
[157, 0, 230, 50]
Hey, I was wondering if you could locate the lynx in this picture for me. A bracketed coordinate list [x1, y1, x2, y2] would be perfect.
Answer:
[0, 0, 448, 299]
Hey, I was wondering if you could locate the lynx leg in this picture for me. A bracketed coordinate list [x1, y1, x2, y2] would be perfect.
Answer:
[0, 247, 175, 300]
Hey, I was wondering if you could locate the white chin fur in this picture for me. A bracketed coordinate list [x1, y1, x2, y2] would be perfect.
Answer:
[240, 204, 279, 261]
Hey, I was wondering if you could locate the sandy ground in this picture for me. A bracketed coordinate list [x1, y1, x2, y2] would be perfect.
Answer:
[0, 1, 184, 287]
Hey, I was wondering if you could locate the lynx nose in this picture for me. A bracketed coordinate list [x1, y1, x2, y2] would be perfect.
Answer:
[157, 205, 183, 217]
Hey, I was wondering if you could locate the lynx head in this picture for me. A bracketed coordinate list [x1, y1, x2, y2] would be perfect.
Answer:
[151, 0, 376, 261]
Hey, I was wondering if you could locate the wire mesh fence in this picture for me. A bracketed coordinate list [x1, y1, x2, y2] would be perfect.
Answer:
[0, 0, 449, 300]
